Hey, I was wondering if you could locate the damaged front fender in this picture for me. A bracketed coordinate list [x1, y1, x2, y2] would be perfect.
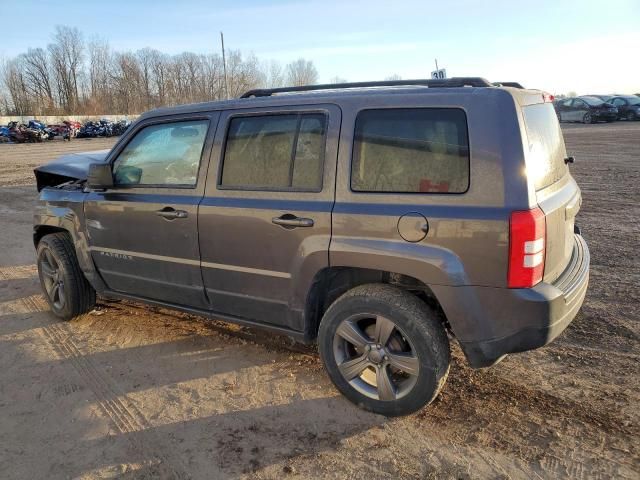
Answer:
[34, 187, 108, 293]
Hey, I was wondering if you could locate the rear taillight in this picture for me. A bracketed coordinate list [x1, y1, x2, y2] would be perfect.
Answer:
[508, 207, 546, 288]
[542, 92, 554, 103]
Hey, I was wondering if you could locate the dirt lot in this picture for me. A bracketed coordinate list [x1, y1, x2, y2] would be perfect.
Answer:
[0, 125, 638, 479]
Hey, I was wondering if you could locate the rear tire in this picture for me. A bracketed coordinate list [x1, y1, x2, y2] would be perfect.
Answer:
[626, 111, 637, 121]
[583, 112, 593, 124]
[318, 284, 450, 416]
[37, 233, 96, 320]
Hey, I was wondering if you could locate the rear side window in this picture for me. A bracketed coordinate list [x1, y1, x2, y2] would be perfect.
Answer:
[220, 113, 326, 191]
[351, 108, 469, 193]
[522, 103, 568, 190]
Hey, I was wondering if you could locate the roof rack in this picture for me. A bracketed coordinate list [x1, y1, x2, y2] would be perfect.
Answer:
[240, 77, 493, 98]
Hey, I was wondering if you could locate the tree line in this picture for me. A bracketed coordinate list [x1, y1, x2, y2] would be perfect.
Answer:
[0, 26, 320, 116]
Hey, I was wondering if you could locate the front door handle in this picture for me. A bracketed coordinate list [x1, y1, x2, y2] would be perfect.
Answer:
[272, 214, 314, 228]
[156, 208, 188, 219]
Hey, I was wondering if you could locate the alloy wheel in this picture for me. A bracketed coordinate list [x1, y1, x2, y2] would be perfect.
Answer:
[40, 248, 66, 310]
[333, 314, 419, 401]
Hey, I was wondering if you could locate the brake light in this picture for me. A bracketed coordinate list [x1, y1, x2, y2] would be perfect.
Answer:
[508, 207, 546, 288]
[542, 92, 554, 103]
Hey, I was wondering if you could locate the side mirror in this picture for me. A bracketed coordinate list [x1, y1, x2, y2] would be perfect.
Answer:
[114, 165, 142, 185]
[87, 163, 113, 190]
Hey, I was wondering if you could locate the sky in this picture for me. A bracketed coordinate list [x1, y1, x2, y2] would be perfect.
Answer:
[2, 0, 639, 95]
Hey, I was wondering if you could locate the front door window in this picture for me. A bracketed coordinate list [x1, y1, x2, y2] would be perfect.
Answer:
[113, 120, 209, 187]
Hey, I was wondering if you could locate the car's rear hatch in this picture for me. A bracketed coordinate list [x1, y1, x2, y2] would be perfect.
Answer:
[521, 101, 581, 284]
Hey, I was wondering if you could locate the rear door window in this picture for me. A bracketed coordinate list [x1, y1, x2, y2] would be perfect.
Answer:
[220, 113, 326, 191]
[351, 108, 469, 193]
[522, 103, 568, 190]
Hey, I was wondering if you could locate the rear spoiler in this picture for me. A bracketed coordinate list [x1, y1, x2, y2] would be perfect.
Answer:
[493, 82, 525, 89]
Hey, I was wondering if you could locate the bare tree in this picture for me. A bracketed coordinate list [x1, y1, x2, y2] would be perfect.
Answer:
[0, 25, 326, 115]
[384, 74, 402, 81]
[286, 58, 319, 86]
[329, 76, 348, 84]
[200, 53, 225, 101]
[263, 60, 285, 88]
[87, 39, 112, 114]
[21, 48, 54, 113]
[149, 49, 170, 106]
[225, 51, 262, 97]
[48, 26, 84, 112]
[2, 57, 35, 115]
[111, 51, 144, 113]
[135, 48, 156, 109]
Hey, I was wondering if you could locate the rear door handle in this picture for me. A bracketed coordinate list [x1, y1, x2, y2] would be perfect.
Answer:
[272, 214, 314, 228]
[156, 208, 188, 219]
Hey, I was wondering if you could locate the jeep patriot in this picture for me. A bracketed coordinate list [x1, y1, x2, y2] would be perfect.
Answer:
[33, 78, 590, 416]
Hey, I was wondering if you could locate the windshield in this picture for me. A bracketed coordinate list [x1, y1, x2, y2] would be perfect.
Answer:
[580, 96, 605, 106]
[624, 96, 640, 105]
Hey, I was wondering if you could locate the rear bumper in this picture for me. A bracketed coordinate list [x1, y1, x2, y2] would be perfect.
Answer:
[433, 234, 590, 368]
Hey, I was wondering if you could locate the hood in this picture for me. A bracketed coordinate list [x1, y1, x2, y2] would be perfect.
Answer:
[34, 149, 110, 191]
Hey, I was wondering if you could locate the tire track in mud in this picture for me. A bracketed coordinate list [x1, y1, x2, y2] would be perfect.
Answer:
[0, 264, 38, 280]
[38, 315, 191, 479]
[422, 361, 636, 479]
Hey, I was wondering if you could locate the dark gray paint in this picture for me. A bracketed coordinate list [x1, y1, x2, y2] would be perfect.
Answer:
[33, 85, 589, 367]
[198, 104, 340, 330]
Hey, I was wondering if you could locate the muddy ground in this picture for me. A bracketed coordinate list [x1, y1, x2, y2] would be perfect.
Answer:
[0, 125, 638, 479]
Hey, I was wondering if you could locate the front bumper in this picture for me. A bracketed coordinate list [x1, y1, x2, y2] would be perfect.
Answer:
[594, 110, 618, 121]
[433, 234, 590, 368]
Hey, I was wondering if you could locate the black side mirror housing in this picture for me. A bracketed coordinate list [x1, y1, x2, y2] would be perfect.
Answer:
[87, 163, 113, 190]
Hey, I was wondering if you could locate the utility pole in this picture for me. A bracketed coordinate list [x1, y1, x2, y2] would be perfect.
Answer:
[434, 58, 439, 73]
[220, 31, 229, 99]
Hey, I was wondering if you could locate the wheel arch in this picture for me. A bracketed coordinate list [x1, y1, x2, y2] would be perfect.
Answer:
[33, 224, 69, 247]
[303, 266, 449, 341]
[33, 206, 107, 293]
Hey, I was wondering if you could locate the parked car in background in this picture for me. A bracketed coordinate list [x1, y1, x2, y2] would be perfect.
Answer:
[554, 96, 618, 123]
[0, 119, 128, 144]
[0, 126, 10, 142]
[607, 95, 640, 121]
[590, 94, 613, 102]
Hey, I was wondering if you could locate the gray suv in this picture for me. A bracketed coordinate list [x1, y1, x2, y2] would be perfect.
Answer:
[33, 78, 590, 416]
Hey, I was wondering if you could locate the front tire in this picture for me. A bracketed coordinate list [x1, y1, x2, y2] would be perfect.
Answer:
[37, 233, 96, 320]
[626, 111, 637, 121]
[318, 284, 450, 416]
[583, 112, 593, 124]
